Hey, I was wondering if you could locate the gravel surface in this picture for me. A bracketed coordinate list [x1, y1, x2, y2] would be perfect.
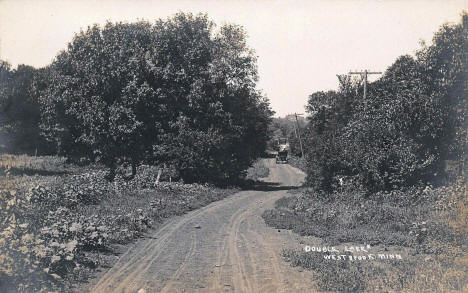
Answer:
[88, 159, 317, 293]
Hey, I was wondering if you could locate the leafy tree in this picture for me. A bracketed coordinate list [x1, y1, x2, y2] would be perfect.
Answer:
[0, 61, 50, 154]
[0, 61, 13, 152]
[415, 19, 467, 165]
[303, 13, 467, 192]
[304, 89, 352, 191]
[40, 13, 273, 182]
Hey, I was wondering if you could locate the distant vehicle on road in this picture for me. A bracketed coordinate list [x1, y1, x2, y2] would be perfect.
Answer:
[276, 138, 289, 164]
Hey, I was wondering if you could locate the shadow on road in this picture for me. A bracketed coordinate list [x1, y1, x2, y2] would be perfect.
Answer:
[239, 180, 301, 191]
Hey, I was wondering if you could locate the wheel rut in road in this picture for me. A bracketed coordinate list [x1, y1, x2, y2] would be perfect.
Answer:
[91, 159, 317, 293]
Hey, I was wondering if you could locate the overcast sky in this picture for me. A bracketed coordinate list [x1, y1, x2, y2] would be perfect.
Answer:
[0, 0, 465, 116]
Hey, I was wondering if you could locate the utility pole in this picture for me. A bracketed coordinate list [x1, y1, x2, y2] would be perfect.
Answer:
[348, 70, 382, 100]
[294, 113, 305, 158]
[287, 113, 305, 158]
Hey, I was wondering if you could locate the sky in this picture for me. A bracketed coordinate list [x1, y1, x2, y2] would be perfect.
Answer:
[0, 0, 465, 117]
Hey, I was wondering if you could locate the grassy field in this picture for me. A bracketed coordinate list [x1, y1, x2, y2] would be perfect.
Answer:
[0, 154, 238, 292]
[263, 177, 468, 292]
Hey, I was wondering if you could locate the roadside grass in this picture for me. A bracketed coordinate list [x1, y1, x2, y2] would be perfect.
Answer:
[0, 154, 71, 175]
[262, 178, 468, 292]
[287, 155, 307, 173]
[282, 249, 415, 292]
[0, 154, 238, 292]
[245, 158, 270, 181]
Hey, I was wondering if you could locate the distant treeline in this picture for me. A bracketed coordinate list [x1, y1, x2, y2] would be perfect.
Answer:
[301, 14, 467, 192]
[267, 116, 307, 155]
[0, 13, 274, 183]
[0, 63, 50, 154]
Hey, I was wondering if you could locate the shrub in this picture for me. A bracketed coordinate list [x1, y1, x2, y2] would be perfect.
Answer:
[29, 170, 112, 209]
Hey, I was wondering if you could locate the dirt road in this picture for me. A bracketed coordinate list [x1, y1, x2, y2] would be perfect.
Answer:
[91, 159, 317, 293]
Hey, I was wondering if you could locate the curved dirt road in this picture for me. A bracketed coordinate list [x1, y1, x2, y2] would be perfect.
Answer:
[91, 159, 317, 293]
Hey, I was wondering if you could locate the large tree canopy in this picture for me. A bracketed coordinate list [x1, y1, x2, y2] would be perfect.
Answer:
[40, 13, 273, 182]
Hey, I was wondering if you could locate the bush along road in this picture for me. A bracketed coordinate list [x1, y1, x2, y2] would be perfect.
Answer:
[88, 159, 320, 293]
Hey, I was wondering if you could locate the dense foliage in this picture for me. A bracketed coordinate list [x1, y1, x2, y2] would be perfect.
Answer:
[1, 13, 273, 183]
[0, 62, 51, 154]
[38, 13, 272, 183]
[303, 17, 467, 192]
